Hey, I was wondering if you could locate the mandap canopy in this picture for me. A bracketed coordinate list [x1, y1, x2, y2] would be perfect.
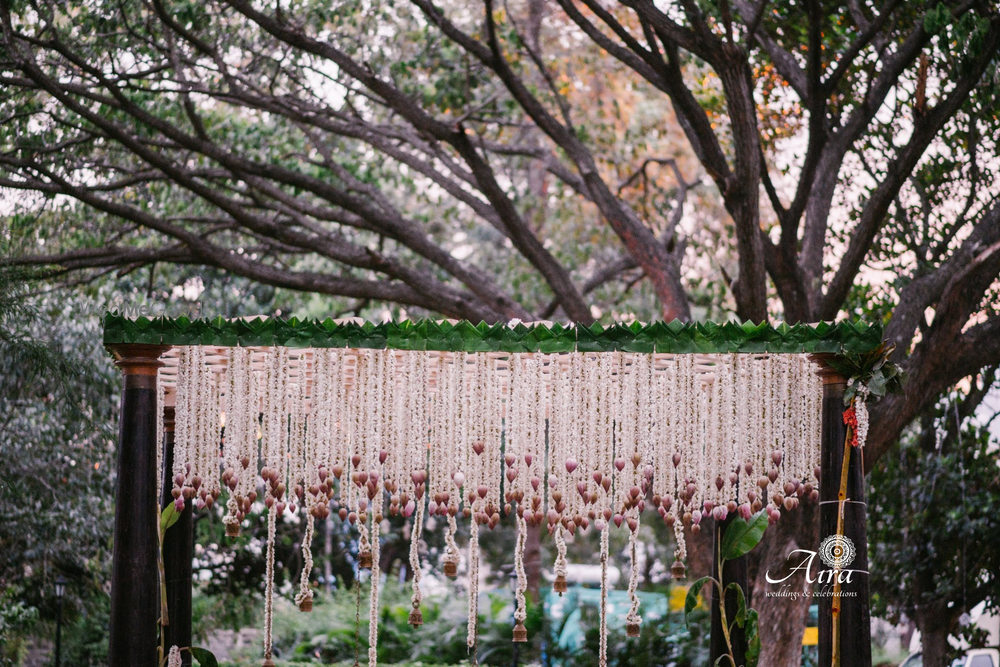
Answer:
[103, 316, 888, 667]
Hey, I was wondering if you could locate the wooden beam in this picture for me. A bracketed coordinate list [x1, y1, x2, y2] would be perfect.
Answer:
[108, 344, 168, 667]
[814, 359, 872, 667]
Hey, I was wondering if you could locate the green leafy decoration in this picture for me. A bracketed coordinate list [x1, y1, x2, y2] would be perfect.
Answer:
[103, 314, 886, 356]
[726, 582, 747, 630]
[189, 646, 219, 667]
[720, 511, 769, 561]
[826, 342, 905, 405]
[684, 576, 715, 625]
[745, 609, 761, 667]
[159, 502, 180, 535]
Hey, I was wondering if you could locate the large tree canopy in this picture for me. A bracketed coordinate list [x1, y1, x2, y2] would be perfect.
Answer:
[1, 0, 999, 463]
[2, 3, 1000, 664]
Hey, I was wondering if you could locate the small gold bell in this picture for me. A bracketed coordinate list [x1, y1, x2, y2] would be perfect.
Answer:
[670, 560, 687, 581]
[225, 524, 240, 538]
[408, 608, 424, 627]
[359, 550, 373, 569]
[512, 621, 528, 642]
[626, 621, 641, 637]
[444, 560, 458, 578]
[553, 574, 568, 595]
[298, 596, 313, 612]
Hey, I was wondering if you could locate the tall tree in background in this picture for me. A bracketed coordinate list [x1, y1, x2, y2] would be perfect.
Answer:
[2, 1, 1000, 664]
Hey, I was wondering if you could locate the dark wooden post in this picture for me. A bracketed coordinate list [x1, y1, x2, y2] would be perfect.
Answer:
[710, 515, 749, 666]
[814, 359, 872, 667]
[108, 344, 167, 667]
[160, 405, 193, 666]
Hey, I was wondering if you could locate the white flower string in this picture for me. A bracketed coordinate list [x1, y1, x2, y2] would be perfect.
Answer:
[260, 348, 289, 667]
[167, 646, 182, 667]
[156, 374, 164, 503]
[167, 346, 826, 663]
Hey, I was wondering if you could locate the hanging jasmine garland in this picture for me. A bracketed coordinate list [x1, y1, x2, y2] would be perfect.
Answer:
[161, 345, 827, 667]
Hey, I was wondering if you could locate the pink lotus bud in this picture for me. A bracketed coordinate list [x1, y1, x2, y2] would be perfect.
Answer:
[505, 453, 516, 467]
[672, 453, 682, 467]
[174, 498, 185, 512]
[472, 440, 485, 455]
[531, 477, 540, 491]
[348, 511, 357, 524]
[174, 473, 185, 487]
[403, 500, 415, 517]
[592, 471, 603, 484]
[428, 501, 438, 515]
[524, 454, 533, 467]
[564, 458, 578, 474]
[338, 508, 348, 520]
[613, 513, 623, 528]
[644, 465, 654, 479]
[627, 517, 638, 532]
[379, 449, 388, 464]
[614, 457, 626, 472]
[452, 472, 465, 487]
[739, 503, 752, 520]
[576, 481, 588, 497]
[772, 451, 783, 467]
[506, 468, 518, 483]
[703, 500, 714, 513]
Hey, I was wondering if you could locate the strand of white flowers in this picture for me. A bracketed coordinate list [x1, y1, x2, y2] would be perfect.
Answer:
[368, 476, 383, 667]
[467, 518, 479, 650]
[222, 349, 241, 526]
[409, 493, 424, 610]
[263, 504, 277, 661]
[156, 375, 164, 502]
[626, 516, 642, 626]
[513, 513, 527, 624]
[445, 514, 460, 568]
[554, 524, 568, 577]
[167, 645, 181, 667]
[599, 524, 609, 667]
[172, 348, 188, 491]
[296, 514, 315, 607]
[854, 381, 870, 447]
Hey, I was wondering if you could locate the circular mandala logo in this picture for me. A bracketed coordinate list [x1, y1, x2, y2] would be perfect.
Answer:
[819, 535, 856, 569]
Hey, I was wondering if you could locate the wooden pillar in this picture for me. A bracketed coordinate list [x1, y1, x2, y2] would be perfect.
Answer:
[108, 344, 167, 667]
[710, 515, 749, 665]
[160, 405, 193, 666]
[814, 360, 872, 667]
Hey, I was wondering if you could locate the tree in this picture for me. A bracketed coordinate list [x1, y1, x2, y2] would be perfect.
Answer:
[868, 369, 1000, 667]
[2, 1, 1000, 664]
[0, 267, 119, 657]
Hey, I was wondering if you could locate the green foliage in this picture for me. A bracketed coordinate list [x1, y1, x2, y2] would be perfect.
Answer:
[868, 392, 1000, 658]
[0, 587, 38, 667]
[0, 268, 118, 626]
[719, 512, 768, 561]
[827, 343, 904, 405]
[103, 314, 886, 355]
[189, 646, 220, 667]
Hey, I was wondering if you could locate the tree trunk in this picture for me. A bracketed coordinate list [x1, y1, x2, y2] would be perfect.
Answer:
[525, 522, 542, 600]
[916, 609, 954, 667]
[750, 499, 819, 667]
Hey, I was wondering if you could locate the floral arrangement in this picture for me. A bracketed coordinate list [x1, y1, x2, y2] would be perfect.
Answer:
[163, 347, 825, 667]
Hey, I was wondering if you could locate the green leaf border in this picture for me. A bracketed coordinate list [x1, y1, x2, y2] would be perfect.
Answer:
[103, 314, 885, 355]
